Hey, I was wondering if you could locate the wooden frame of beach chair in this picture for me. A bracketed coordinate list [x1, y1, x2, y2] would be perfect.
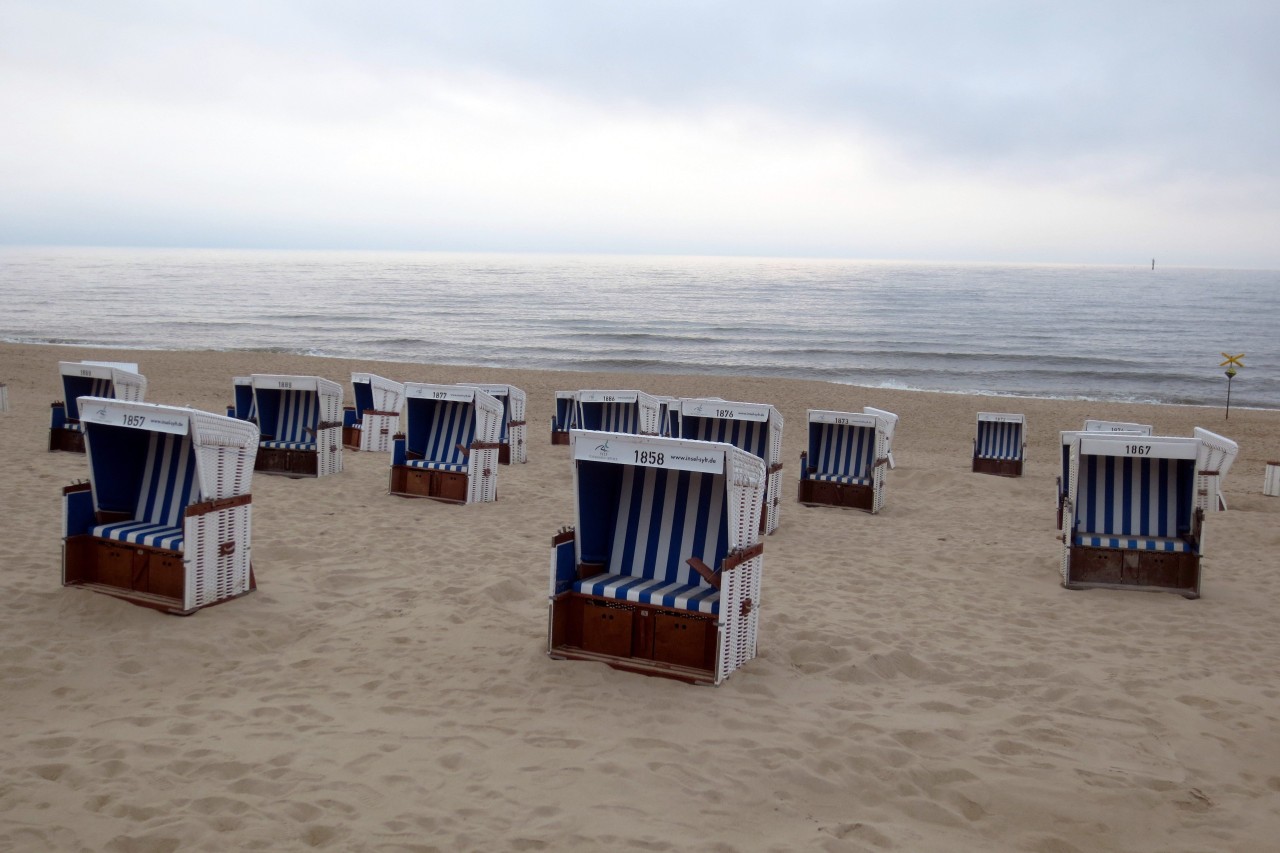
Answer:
[50, 361, 148, 453]
[1057, 420, 1153, 530]
[797, 408, 896, 513]
[457, 383, 527, 464]
[972, 412, 1027, 477]
[550, 391, 576, 445]
[226, 376, 256, 422]
[250, 375, 344, 478]
[1060, 429, 1235, 598]
[548, 431, 766, 685]
[343, 373, 404, 453]
[61, 398, 258, 615]
[679, 397, 784, 534]
[389, 383, 503, 504]
[575, 390, 662, 436]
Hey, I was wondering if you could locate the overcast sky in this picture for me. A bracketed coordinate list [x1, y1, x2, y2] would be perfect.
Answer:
[2, 1, 1278, 266]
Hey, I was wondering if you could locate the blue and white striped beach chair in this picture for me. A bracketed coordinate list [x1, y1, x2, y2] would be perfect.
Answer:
[575, 390, 661, 436]
[1061, 428, 1236, 598]
[551, 391, 577, 445]
[390, 383, 503, 503]
[342, 373, 404, 453]
[50, 361, 147, 453]
[972, 412, 1026, 477]
[62, 397, 259, 614]
[1057, 420, 1153, 529]
[680, 397, 784, 533]
[250, 375, 344, 477]
[549, 431, 766, 684]
[797, 408, 896, 513]
[458, 382, 527, 464]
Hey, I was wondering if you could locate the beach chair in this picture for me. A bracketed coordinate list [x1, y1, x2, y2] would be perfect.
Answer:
[389, 383, 503, 503]
[549, 431, 766, 685]
[972, 412, 1027, 477]
[1195, 426, 1240, 512]
[1057, 420, 1153, 529]
[680, 397, 784, 534]
[60, 398, 258, 614]
[343, 373, 404, 453]
[656, 396, 682, 437]
[226, 376, 256, 422]
[0, 382, 8, 413]
[457, 383, 527, 464]
[575, 390, 661, 436]
[50, 361, 148, 453]
[797, 408, 897, 513]
[251, 375, 344, 478]
[1061, 428, 1236, 598]
[551, 391, 577, 445]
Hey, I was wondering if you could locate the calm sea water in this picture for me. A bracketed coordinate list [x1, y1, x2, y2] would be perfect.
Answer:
[2, 247, 1277, 409]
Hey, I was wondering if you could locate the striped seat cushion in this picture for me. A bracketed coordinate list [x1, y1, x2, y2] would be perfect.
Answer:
[684, 417, 768, 460]
[407, 459, 468, 473]
[92, 430, 200, 551]
[572, 465, 727, 614]
[976, 421, 1023, 460]
[349, 422, 363, 430]
[261, 439, 316, 450]
[808, 422, 877, 481]
[809, 472, 872, 485]
[1073, 455, 1191, 549]
[1073, 534, 1190, 553]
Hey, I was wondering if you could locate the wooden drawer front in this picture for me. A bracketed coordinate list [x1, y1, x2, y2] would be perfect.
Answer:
[97, 542, 141, 589]
[653, 612, 714, 670]
[404, 469, 433, 497]
[581, 602, 634, 658]
[148, 553, 185, 599]
[1071, 547, 1125, 585]
[435, 472, 469, 502]
[1139, 551, 1197, 591]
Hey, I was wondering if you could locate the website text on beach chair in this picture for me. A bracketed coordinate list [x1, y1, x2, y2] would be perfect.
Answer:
[226, 376, 256, 422]
[549, 431, 766, 685]
[50, 361, 147, 453]
[389, 383, 502, 504]
[680, 397, 784, 534]
[251, 375, 344, 478]
[972, 412, 1027, 477]
[1060, 428, 1236, 598]
[798, 408, 897, 513]
[458, 382, 527, 464]
[575, 390, 661, 436]
[1057, 420, 1153, 529]
[342, 373, 404, 453]
[551, 391, 577, 445]
[61, 398, 258, 615]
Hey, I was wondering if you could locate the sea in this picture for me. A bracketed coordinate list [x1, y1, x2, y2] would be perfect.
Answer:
[2, 247, 1277, 410]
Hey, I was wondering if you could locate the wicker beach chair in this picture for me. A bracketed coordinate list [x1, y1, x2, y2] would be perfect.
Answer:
[1057, 420, 1153, 529]
[972, 412, 1027, 477]
[389, 383, 503, 503]
[797, 408, 897, 513]
[575, 390, 662, 436]
[343, 373, 404, 453]
[1060, 427, 1237, 598]
[457, 383, 527, 464]
[50, 361, 148, 453]
[227, 376, 256, 422]
[250, 374, 344, 477]
[679, 397, 784, 534]
[551, 391, 577, 445]
[60, 398, 258, 614]
[549, 431, 766, 685]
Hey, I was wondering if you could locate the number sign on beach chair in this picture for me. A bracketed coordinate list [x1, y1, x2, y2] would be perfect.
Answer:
[680, 397, 784, 534]
[550, 391, 577, 445]
[342, 373, 404, 453]
[1060, 428, 1237, 598]
[389, 383, 503, 504]
[549, 431, 766, 685]
[50, 361, 148, 453]
[61, 398, 258, 614]
[575, 390, 661, 436]
[972, 412, 1027, 477]
[457, 382, 528, 464]
[798, 408, 897, 513]
[251, 375, 344, 478]
[1057, 420, 1153, 529]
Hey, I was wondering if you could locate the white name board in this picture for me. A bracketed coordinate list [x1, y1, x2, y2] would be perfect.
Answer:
[1084, 420, 1153, 435]
[809, 409, 876, 428]
[578, 390, 639, 404]
[459, 383, 508, 397]
[681, 399, 770, 422]
[254, 375, 318, 392]
[978, 412, 1024, 424]
[1079, 435, 1197, 460]
[407, 384, 476, 403]
[574, 434, 724, 474]
[78, 401, 189, 435]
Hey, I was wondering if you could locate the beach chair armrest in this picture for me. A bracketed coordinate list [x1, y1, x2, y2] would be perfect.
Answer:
[687, 557, 721, 589]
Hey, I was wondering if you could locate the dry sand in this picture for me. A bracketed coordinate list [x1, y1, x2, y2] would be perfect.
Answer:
[2, 341, 1279, 852]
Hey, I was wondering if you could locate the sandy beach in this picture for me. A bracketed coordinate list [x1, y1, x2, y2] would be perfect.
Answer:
[2, 340, 1279, 852]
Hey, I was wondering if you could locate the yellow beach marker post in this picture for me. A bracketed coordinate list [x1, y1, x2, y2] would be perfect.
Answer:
[1219, 353, 1245, 419]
